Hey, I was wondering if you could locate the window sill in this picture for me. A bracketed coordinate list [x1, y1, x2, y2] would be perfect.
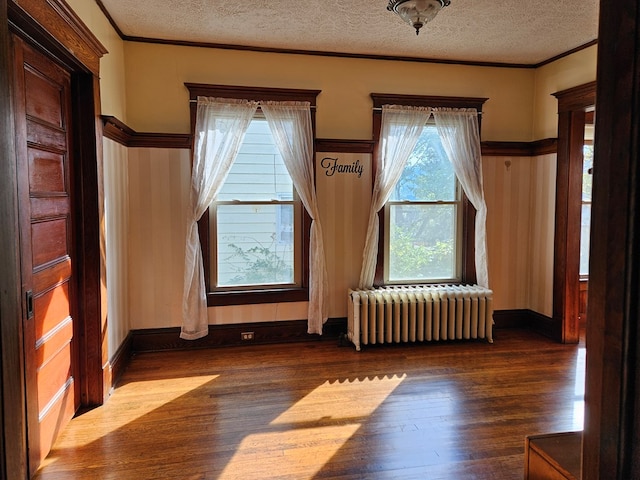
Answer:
[206, 287, 309, 307]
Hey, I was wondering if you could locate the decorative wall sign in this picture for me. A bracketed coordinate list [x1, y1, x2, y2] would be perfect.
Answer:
[320, 156, 364, 178]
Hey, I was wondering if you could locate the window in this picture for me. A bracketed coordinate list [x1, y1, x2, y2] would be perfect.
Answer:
[371, 93, 487, 286]
[211, 117, 302, 289]
[580, 143, 593, 277]
[186, 83, 320, 306]
[385, 124, 462, 283]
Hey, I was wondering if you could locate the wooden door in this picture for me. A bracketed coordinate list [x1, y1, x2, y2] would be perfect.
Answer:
[12, 35, 80, 475]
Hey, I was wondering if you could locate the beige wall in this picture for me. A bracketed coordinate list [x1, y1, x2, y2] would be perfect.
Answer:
[123, 43, 535, 142]
[119, 44, 539, 330]
[120, 44, 594, 331]
[65, 0, 128, 121]
[65, 2, 597, 342]
[533, 45, 598, 140]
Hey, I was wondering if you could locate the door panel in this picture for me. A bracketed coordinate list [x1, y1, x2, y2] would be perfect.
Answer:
[12, 35, 79, 475]
[26, 121, 66, 150]
[33, 257, 72, 295]
[28, 148, 66, 193]
[34, 283, 70, 339]
[31, 219, 69, 267]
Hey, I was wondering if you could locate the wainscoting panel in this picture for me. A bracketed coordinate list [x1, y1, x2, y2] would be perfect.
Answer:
[482, 153, 556, 317]
[127, 147, 191, 329]
[528, 153, 557, 317]
[316, 151, 372, 319]
[103, 139, 131, 359]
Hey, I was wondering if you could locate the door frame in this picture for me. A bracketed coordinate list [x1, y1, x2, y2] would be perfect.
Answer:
[2, 0, 108, 476]
[552, 81, 596, 343]
[0, 0, 27, 477]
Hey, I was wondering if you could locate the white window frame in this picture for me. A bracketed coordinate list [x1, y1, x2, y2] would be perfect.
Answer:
[383, 123, 464, 284]
[209, 118, 304, 290]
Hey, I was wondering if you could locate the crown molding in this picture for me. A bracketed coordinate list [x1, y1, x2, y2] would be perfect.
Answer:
[93, 0, 596, 69]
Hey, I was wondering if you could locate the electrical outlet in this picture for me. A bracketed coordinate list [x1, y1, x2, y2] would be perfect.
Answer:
[241, 332, 254, 341]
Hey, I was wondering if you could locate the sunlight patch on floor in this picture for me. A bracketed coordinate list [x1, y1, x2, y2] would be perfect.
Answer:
[43, 375, 220, 453]
[218, 375, 406, 479]
[218, 425, 361, 479]
[272, 374, 407, 424]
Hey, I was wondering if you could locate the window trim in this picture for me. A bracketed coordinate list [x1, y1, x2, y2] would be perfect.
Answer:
[186, 83, 320, 306]
[370, 93, 488, 286]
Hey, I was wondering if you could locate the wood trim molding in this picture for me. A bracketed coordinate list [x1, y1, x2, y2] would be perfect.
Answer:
[492, 310, 531, 329]
[185, 83, 321, 104]
[584, 0, 640, 474]
[102, 115, 558, 158]
[492, 309, 554, 334]
[131, 35, 541, 69]
[371, 93, 488, 111]
[108, 332, 132, 389]
[73, 73, 109, 406]
[535, 39, 598, 68]
[481, 138, 558, 156]
[94, 0, 124, 38]
[8, 0, 107, 75]
[1, 1, 28, 477]
[128, 312, 549, 353]
[553, 81, 597, 113]
[315, 139, 374, 153]
[551, 81, 595, 344]
[130, 318, 347, 352]
[101, 116, 191, 149]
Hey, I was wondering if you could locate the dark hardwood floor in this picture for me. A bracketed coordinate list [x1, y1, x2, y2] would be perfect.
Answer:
[34, 329, 584, 479]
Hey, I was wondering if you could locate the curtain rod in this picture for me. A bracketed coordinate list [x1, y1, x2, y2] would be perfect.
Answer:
[372, 107, 482, 114]
[189, 99, 316, 109]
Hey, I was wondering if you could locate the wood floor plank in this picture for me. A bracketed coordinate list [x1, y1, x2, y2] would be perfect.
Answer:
[34, 329, 584, 479]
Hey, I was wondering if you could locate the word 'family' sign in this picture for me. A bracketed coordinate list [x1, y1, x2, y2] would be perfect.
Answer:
[320, 157, 364, 178]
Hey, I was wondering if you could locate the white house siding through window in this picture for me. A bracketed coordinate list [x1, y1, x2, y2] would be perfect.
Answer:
[212, 118, 301, 288]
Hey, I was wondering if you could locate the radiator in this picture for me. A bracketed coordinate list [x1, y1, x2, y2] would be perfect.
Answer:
[347, 285, 494, 351]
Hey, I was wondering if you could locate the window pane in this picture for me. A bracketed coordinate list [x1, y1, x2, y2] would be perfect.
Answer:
[583, 145, 593, 202]
[580, 204, 591, 276]
[217, 119, 293, 202]
[389, 204, 456, 282]
[390, 125, 455, 202]
[581, 144, 593, 277]
[217, 204, 294, 286]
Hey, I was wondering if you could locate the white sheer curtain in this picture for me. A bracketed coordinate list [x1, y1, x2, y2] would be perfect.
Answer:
[181, 97, 258, 340]
[261, 101, 328, 334]
[358, 105, 433, 288]
[433, 108, 489, 288]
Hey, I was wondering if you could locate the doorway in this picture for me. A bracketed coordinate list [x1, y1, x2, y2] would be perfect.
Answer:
[6, 1, 109, 476]
[552, 81, 596, 343]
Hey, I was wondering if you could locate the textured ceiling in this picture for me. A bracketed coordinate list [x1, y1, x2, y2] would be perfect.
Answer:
[98, 0, 600, 66]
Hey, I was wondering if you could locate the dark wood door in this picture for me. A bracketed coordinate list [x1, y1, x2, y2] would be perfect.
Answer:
[12, 35, 80, 475]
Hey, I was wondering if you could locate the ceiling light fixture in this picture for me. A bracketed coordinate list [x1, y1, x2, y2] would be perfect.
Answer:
[387, 0, 451, 36]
